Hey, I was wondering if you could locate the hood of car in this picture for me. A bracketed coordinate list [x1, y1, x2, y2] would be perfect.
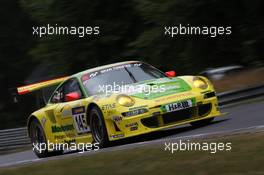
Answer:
[127, 77, 191, 100]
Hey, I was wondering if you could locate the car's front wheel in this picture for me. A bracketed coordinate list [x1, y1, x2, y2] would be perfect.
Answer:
[29, 119, 63, 158]
[90, 107, 109, 147]
[190, 117, 214, 127]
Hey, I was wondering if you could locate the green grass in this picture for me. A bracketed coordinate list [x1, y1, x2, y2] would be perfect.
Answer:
[1, 132, 264, 175]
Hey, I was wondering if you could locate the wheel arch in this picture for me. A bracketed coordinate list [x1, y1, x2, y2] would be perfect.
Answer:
[86, 103, 101, 126]
[27, 115, 39, 137]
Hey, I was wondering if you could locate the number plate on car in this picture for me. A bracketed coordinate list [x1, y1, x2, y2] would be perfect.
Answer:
[164, 100, 193, 113]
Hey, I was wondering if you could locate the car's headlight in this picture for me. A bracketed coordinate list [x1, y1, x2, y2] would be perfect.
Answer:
[193, 77, 208, 90]
[116, 94, 135, 107]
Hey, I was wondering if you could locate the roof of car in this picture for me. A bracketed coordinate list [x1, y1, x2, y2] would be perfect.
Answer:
[72, 60, 140, 78]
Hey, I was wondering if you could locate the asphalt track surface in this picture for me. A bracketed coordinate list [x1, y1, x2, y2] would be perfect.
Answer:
[0, 99, 264, 168]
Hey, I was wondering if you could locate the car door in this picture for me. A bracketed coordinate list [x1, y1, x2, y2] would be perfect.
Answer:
[52, 78, 90, 138]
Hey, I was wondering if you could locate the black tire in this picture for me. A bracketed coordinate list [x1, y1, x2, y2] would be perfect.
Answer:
[90, 107, 109, 147]
[29, 119, 63, 158]
[190, 117, 214, 127]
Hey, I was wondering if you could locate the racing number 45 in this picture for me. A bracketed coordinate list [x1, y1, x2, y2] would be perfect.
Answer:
[72, 107, 90, 134]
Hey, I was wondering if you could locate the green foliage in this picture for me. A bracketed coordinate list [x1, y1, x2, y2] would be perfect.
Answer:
[131, 0, 264, 73]
[20, 0, 143, 73]
[20, 0, 264, 75]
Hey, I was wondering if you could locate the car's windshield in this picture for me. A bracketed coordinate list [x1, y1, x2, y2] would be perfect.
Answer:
[82, 62, 166, 96]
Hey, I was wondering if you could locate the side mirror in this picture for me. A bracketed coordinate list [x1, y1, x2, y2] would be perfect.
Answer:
[65, 92, 80, 102]
[165, 71, 176, 77]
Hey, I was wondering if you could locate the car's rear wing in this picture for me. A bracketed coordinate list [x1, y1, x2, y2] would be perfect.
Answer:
[17, 76, 69, 95]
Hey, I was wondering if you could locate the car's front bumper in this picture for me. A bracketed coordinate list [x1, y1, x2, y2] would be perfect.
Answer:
[105, 93, 223, 141]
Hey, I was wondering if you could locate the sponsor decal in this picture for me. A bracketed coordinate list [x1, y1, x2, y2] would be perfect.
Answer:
[72, 106, 85, 115]
[128, 105, 148, 111]
[155, 92, 194, 103]
[102, 103, 116, 110]
[111, 133, 125, 139]
[161, 85, 180, 91]
[82, 63, 142, 80]
[161, 99, 195, 113]
[51, 124, 74, 133]
[100, 63, 141, 74]
[112, 116, 122, 122]
[65, 133, 76, 138]
[72, 106, 90, 134]
[130, 126, 138, 131]
[125, 122, 138, 131]
[54, 135, 66, 140]
[123, 108, 148, 117]
[125, 122, 138, 128]
[89, 72, 99, 78]
[131, 78, 192, 100]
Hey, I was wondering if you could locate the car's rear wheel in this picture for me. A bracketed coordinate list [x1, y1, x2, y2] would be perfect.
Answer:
[29, 119, 63, 158]
[90, 107, 109, 147]
[190, 117, 214, 127]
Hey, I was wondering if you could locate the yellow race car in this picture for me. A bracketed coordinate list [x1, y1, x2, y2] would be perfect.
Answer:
[18, 61, 223, 157]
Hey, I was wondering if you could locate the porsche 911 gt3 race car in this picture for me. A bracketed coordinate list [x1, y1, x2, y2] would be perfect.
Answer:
[17, 61, 223, 157]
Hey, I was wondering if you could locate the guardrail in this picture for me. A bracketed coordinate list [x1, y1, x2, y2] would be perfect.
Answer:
[0, 84, 264, 151]
[0, 127, 30, 150]
[217, 84, 264, 106]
